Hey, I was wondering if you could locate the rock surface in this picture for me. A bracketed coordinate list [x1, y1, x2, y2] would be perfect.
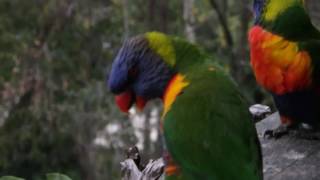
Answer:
[121, 112, 320, 180]
[256, 113, 320, 180]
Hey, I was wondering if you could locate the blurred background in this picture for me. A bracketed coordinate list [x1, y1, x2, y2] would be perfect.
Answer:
[0, 0, 319, 179]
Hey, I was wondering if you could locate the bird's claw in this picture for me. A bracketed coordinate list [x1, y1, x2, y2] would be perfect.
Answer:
[263, 125, 289, 139]
[264, 124, 320, 140]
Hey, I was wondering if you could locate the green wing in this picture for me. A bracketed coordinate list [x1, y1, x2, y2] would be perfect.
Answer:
[163, 64, 262, 180]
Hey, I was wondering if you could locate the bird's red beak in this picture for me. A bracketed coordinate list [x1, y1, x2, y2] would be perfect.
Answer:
[135, 96, 147, 111]
[115, 90, 147, 113]
[115, 90, 134, 113]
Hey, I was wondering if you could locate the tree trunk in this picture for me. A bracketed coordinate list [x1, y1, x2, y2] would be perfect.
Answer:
[159, 0, 168, 32]
[148, 0, 156, 30]
[306, 0, 320, 29]
[183, 0, 196, 42]
[122, 0, 130, 39]
[234, 0, 250, 83]
[209, 0, 233, 48]
[76, 143, 97, 180]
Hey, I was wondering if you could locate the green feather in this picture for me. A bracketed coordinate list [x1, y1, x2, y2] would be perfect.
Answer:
[145, 32, 176, 66]
[163, 37, 262, 180]
[260, 0, 320, 90]
[260, 0, 320, 40]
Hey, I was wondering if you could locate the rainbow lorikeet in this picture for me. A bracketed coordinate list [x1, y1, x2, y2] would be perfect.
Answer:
[108, 32, 262, 179]
[249, 0, 320, 138]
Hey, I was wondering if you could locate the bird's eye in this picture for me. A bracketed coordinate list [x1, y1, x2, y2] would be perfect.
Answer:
[128, 67, 138, 78]
[129, 68, 138, 76]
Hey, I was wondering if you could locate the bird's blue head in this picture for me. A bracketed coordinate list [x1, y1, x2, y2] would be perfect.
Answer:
[253, 0, 306, 25]
[253, 0, 265, 24]
[108, 32, 177, 112]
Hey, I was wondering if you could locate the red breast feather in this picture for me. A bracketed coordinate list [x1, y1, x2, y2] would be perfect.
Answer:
[249, 26, 312, 95]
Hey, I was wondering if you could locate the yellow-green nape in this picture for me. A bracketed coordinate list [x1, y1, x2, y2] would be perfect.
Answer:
[263, 0, 303, 21]
[145, 32, 176, 66]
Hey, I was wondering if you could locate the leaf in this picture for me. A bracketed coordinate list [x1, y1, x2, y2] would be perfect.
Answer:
[0, 176, 25, 180]
[46, 173, 72, 180]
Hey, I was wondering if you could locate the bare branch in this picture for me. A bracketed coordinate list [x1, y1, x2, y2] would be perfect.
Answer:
[209, 0, 233, 48]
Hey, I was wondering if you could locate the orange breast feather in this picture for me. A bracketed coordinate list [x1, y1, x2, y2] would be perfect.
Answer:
[249, 26, 312, 95]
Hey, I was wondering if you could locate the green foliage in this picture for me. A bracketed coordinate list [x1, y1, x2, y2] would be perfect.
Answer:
[46, 173, 72, 180]
[0, 0, 129, 179]
[0, 176, 24, 180]
[0, 108, 82, 179]
[0, 173, 72, 180]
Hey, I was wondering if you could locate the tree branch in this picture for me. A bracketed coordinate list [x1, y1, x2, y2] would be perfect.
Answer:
[209, 0, 234, 48]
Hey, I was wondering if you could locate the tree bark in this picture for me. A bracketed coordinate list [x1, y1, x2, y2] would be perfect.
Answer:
[306, 0, 320, 29]
[148, 0, 156, 30]
[209, 0, 251, 83]
[122, 0, 130, 39]
[159, 0, 168, 32]
[183, 0, 196, 42]
[234, 0, 251, 82]
[209, 0, 233, 48]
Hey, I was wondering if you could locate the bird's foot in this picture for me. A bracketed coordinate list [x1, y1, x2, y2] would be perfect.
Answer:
[264, 124, 294, 139]
[264, 123, 320, 140]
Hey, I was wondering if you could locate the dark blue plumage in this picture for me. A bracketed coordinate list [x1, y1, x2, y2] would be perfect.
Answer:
[108, 36, 176, 100]
[273, 91, 320, 127]
[253, 0, 264, 24]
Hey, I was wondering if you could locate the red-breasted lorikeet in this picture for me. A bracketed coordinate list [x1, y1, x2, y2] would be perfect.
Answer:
[249, 0, 320, 138]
